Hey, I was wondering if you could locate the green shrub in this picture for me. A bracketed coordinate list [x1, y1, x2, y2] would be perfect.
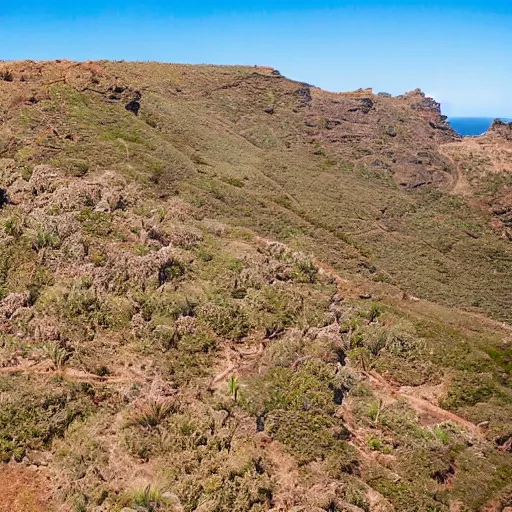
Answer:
[440, 372, 498, 410]
[267, 409, 357, 468]
[433, 424, 451, 444]
[76, 208, 112, 237]
[131, 485, 170, 512]
[198, 248, 213, 262]
[294, 259, 317, 283]
[33, 228, 61, 251]
[42, 341, 71, 369]
[66, 159, 89, 177]
[64, 284, 100, 318]
[365, 303, 382, 323]
[126, 400, 177, 428]
[4, 216, 23, 238]
[158, 259, 186, 285]
[222, 176, 245, 188]
[242, 361, 335, 416]
[0, 377, 89, 461]
[200, 300, 249, 341]
[250, 286, 301, 335]
[1, 70, 13, 82]
[89, 249, 107, 267]
[144, 115, 158, 128]
[178, 331, 216, 354]
[228, 376, 239, 400]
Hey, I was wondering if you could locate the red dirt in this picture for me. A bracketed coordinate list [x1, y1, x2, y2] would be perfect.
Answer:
[0, 466, 50, 512]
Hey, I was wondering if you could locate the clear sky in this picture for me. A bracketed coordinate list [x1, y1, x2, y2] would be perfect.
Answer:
[1, 1, 511, 117]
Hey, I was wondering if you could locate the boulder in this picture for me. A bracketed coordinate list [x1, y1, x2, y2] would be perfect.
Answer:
[295, 86, 312, 107]
[125, 91, 142, 115]
[0, 188, 9, 208]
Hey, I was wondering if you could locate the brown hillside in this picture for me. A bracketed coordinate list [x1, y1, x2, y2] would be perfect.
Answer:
[0, 61, 511, 512]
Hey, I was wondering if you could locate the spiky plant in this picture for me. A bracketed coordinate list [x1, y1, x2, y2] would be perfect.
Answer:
[228, 375, 239, 401]
[42, 341, 70, 370]
[126, 399, 177, 428]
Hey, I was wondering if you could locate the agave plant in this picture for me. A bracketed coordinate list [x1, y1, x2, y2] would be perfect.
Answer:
[42, 341, 70, 370]
[126, 399, 177, 428]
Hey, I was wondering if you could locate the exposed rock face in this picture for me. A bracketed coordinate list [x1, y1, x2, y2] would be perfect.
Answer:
[295, 86, 312, 108]
[401, 89, 456, 136]
[488, 119, 512, 140]
[300, 84, 458, 188]
[409, 94, 442, 115]
[124, 91, 142, 115]
[347, 97, 374, 114]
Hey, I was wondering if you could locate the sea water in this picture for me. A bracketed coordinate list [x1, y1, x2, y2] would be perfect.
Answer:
[449, 117, 511, 137]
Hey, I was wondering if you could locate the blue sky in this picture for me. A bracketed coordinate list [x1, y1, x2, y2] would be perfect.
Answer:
[1, 1, 511, 116]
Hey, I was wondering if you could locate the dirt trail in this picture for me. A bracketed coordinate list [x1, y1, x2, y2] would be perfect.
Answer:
[312, 240, 499, 438]
[0, 359, 147, 384]
[209, 341, 266, 390]
[439, 142, 473, 196]
[364, 370, 482, 437]
[312, 257, 351, 290]
[254, 234, 486, 437]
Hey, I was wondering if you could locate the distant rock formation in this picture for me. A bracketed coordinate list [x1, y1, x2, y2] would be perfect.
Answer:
[396, 89, 458, 139]
[488, 119, 512, 140]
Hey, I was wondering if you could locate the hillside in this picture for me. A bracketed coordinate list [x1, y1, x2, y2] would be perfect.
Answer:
[0, 60, 511, 512]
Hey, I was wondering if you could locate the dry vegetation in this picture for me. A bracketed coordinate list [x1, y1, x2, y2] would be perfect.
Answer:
[0, 60, 511, 511]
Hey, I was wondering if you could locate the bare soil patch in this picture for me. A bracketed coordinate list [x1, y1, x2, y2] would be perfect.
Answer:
[0, 466, 50, 512]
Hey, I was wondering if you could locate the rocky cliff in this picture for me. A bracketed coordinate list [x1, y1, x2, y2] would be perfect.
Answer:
[488, 118, 512, 140]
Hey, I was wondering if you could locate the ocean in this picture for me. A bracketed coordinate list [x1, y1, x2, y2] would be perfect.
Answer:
[449, 117, 511, 137]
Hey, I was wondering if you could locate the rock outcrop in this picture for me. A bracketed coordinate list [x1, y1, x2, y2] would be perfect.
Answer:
[487, 118, 512, 140]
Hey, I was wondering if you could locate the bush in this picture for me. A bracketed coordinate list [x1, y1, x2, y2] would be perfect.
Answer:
[294, 259, 317, 283]
[365, 303, 382, 323]
[178, 331, 216, 354]
[267, 410, 356, 467]
[76, 208, 112, 237]
[158, 259, 186, 286]
[42, 341, 70, 369]
[440, 372, 498, 410]
[66, 159, 89, 177]
[4, 216, 22, 238]
[250, 285, 301, 335]
[1, 70, 13, 82]
[33, 228, 61, 251]
[0, 378, 89, 461]
[222, 176, 245, 188]
[64, 284, 100, 318]
[128, 485, 171, 512]
[242, 361, 335, 416]
[125, 399, 177, 428]
[199, 301, 249, 341]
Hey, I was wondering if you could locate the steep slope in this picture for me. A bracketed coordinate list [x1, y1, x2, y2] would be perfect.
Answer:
[0, 61, 511, 512]
[442, 120, 512, 242]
